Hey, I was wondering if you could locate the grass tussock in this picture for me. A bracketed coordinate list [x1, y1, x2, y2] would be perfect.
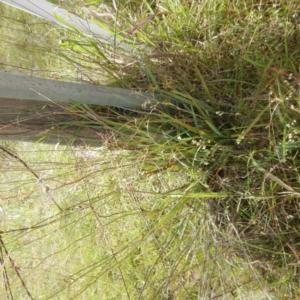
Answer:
[1, 0, 300, 299]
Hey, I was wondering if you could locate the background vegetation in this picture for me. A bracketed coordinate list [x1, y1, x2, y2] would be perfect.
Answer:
[0, 0, 300, 299]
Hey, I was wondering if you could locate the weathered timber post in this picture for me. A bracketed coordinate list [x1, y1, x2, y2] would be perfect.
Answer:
[0, 72, 158, 145]
[0, 0, 138, 53]
[0, 97, 100, 146]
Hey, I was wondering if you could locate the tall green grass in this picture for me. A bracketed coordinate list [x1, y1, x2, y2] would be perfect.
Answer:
[1, 0, 300, 299]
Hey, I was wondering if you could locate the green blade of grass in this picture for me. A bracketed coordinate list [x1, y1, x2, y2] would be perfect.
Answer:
[236, 103, 271, 144]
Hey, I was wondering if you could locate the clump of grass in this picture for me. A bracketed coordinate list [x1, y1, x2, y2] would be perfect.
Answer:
[1, 0, 300, 299]
[63, 0, 300, 298]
